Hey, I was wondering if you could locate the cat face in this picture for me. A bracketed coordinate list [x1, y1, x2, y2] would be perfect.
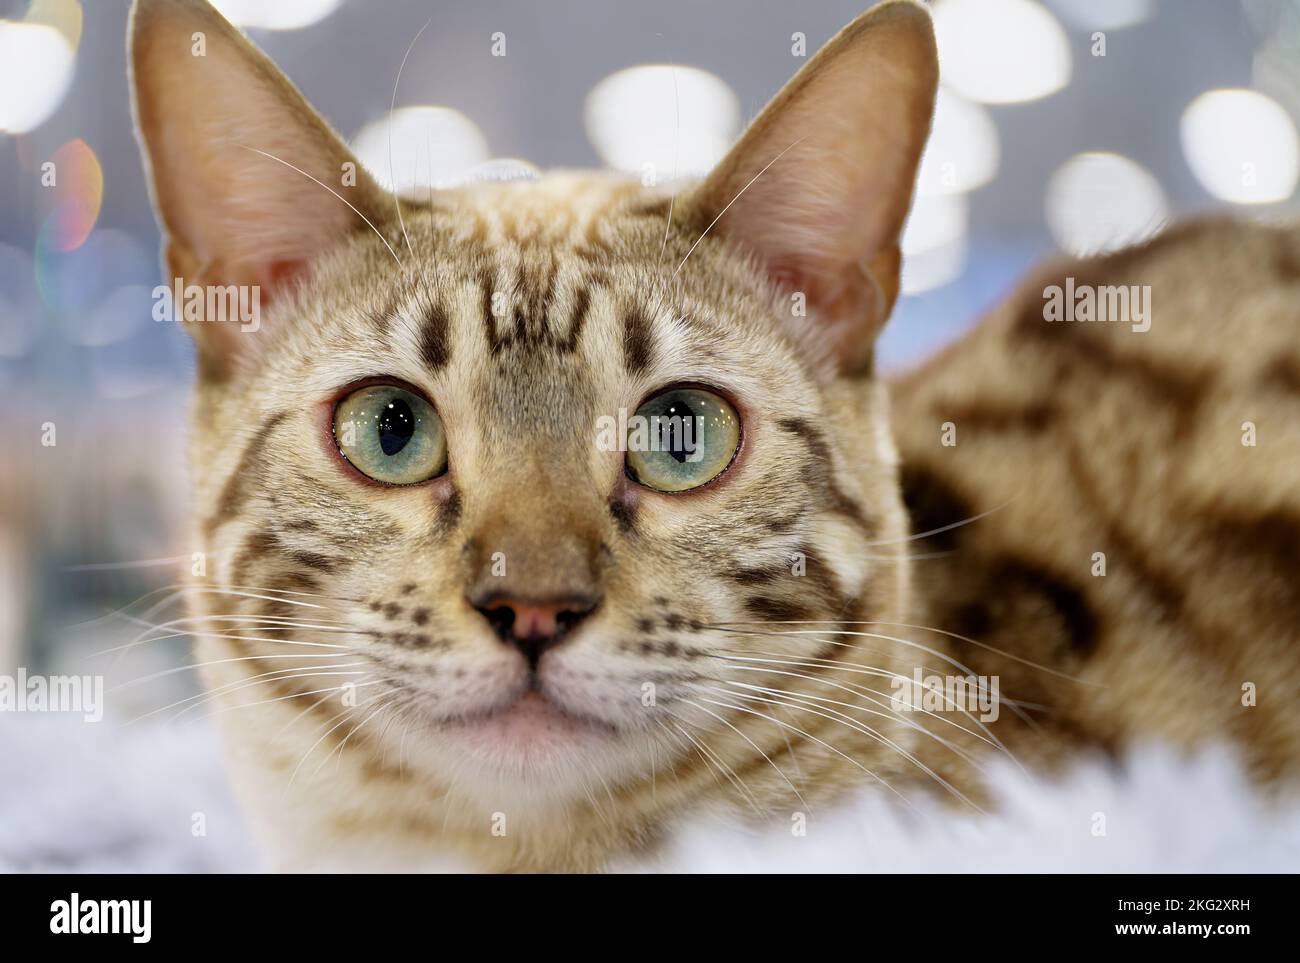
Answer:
[131, 0, 936, 815]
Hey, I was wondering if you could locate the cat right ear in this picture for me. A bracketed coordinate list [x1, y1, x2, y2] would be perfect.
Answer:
[129, 0, 392, 373]
[681, 0, 938, 373]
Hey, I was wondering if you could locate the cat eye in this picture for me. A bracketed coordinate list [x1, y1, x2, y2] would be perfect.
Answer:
[332, 384, 447, 485]
[625, 388, 741, 492]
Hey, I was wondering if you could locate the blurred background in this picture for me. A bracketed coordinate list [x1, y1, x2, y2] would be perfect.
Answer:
[1, 0, 1298, 717]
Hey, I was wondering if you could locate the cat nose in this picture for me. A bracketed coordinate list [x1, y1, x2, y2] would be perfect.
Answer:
[470, 594, 599, 668]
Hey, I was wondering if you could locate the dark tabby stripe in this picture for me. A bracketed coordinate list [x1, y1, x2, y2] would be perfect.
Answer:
[433, 489, 462, 537]
[609, 497, 637, 534]
[479, 267, 502, 355]
[557, 285, 591, 353]
[622, 306, 653, 374]
[1194, 506, 1300, 623]
[744, 595, 814, 622]
[287, 549, 343, 573]
[1262, 356, 1300, 395]
[419, 295, 450, 371]
[776, 417, 875, 533]
[204, 411, 288, 537]
[940, 400, 1056, 434]
[1064, 443, 1192, 625]
[229, 528, 281, 587]
[950, 555, 1100, 657]
[1015, 300, 1209, 429]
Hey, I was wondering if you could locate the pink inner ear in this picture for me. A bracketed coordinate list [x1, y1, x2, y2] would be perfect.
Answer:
[239, 258, 308, 308]
[768, 257, 849, 313]
[266, 259, 306, 296]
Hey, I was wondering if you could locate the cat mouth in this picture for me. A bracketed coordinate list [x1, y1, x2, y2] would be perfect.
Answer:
[435, 689, 620, 760]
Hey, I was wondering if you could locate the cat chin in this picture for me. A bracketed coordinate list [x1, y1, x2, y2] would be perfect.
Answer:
[416, 691, 638, 801]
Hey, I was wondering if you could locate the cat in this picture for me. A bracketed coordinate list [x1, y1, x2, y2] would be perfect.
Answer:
[128, 0, 1300, 872]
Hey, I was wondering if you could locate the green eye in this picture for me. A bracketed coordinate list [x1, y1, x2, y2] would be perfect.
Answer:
[625, 388, 741, 492]
[333, 385, 447, 485]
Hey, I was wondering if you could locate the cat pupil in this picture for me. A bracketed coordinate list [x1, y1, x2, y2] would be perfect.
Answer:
[377, 399, 415, 456]
[654, 400, 696, 464]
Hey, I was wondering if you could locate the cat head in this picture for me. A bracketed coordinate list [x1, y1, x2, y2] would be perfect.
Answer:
[130, 0, 937, 815]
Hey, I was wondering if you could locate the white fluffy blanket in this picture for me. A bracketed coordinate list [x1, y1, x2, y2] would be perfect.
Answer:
[3, 716, 1297, 872]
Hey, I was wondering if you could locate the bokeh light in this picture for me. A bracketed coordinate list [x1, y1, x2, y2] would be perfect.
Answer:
[1047, 0, 1154, 30]
[901, 194, 969, 294]
[1180, 89, 1300, 205]
[209, 0, 343, 31]
[352, 106, 490, 193]
[0, 243, 41, 359]
[24, 0, 83, 48]
[932, 0, 1071, 105]
[585, 65, 740, 179]
[0, 21, 76, 133]
[39, 139, 103, 253]
[35, 228, 153, 318]
[916, 88, 1000, 196]
[902, 235, 969, 295]
[1045, 152, 1168, 256]
[903, 193, 969, 256]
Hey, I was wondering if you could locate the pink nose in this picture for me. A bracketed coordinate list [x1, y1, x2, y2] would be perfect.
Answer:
[504, 601, 564, 639]
[471, 595, 598, 668]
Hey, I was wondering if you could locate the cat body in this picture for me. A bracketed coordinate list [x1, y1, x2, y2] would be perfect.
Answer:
[894, 218, 1300, 784]
[128, 0, 1299, 872]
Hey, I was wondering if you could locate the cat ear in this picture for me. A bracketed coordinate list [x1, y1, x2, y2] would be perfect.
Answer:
[128, 0, 391, 369]
[684, 0, 937, 371]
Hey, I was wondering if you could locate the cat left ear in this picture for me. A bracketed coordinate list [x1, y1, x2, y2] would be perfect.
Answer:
[684, 0, 938, 372]
[128, 0, 391, 370]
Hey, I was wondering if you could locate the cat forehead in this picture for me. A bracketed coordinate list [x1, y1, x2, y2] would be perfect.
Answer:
[277, 173, 793, 362]
[434, 171, 664, 242]
[257, 171, 812, 421]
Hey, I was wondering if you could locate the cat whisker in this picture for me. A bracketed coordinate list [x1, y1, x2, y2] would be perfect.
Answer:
[288, 688, 390, 789]
[722, 642, 1024, 769]
[674, 696, 810, 810]
[316, 695, 401, 778]
[236, 144, 404, 267]
[673, 134, 809, 278]
[708, 653, 1019, 769]
[656, 714, 764, 816]
[867, 497, 1021, 547]
[710, 660, 999, 756]
[698, 677, 983, 811]
[67, 581, 359, 634]
[200, 679, 382, 726]
[110, 651, 357, 692]
[690, 691, 922, 816]
[272, 678, 387, 739]
[707, 686, 974, 815]
[95, 610, 354, 651]
[712, 619, 1098, 688]
[92, 613, 352, 662]
[710, 622, 1046, 729]
[725, 646, 1030, 717]
[127, 663, 367, 726]
[707, 674, 991, 776]
[62, 552, 224, 573]
[657, 62, 681, 262]
[388, 19, 433, 266]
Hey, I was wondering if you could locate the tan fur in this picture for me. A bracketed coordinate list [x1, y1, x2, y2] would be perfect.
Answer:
[129, 0, 1300, 872]
[892, 218, 1300, 783]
